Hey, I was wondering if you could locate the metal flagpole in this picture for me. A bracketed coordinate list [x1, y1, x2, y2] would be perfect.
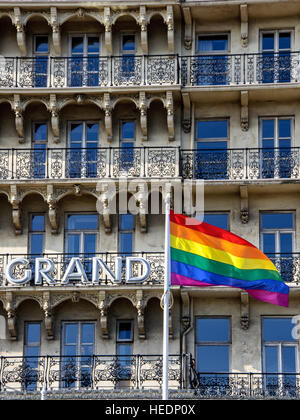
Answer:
[162, 191, 171, 401]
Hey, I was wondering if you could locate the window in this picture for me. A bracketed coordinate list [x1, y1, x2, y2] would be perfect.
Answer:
[61, 322, 95, 388]
[116, 320, 133, 379]
[65, 214, 98, 279]
[196, 34, 229, 85]
[29, 214, 45, 256]
[260, 117, 293, 178]
[195, 119, 229, 180]
[32, 122, 47, 178]
[118, 120, 136, 175]
[260, 212, 294, 282]
[260, 31, 292, 83]
[196, 317, 231, 393]
[203, 213, 229, 231]
[67, 121, 99, 178]
[121, 34, 136, 81]
[33, 35, 48, 87]
[24, 322, 41, 391]
[69, 35, 100, 86]
[262, 317, 298, 396]
[119, 214, 134, 256]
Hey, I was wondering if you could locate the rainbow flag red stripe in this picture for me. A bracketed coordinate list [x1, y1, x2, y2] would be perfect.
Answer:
[170, 211, 289, 307]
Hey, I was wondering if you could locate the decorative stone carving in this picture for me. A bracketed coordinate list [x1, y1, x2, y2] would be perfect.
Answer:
[14, 8, 26, 55]
[241, 90, 249, 132]
[165, 6, 174, 53]
[139, 92, 148, 141]
[12, 95, 24, 142]
[43, 292, 54, 340]
[9, 185, 22, 235]
[103, 93, 112, 141]
[47, 185, 59, 234]
[182, 92, 191, 133]
[99, 291, 109, 338]
[5, 292, 17, 340]
[49, 94, 60, 143]
[136, 290, 146, 339]
[50, 7, 61, 55]
[104, 7, 112, 54]
[165, 92, 175, 141]
[240, 4, 248, 48]
[240, 185, 249, 224]
[139, 6, 148, 54]
[182, 7, 192, 50]
[240, 291, 249, 329]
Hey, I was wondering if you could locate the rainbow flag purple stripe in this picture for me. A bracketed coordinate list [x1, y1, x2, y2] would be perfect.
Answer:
[170, 211, 289, 307]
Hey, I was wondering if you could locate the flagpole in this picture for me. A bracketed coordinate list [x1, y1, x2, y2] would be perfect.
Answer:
[163, 191, 171, 401]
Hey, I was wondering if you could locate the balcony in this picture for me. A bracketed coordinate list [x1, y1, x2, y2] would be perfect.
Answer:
[0, 252, 297, 287]
[0, 147, 179, 180]
[1, 147, 300, 182]
[0, 252, 165, 287]
[0, 55, 179, 89]
[0, 354, 188, 394]
[181, 52, 300, 87]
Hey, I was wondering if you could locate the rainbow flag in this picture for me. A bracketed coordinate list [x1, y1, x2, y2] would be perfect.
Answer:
[170, 211, 289, 307]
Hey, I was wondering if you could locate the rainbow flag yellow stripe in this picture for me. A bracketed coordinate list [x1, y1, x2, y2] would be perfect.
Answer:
[170, 211, 289, 307]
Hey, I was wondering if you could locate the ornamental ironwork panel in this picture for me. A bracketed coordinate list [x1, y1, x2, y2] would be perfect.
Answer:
[146, 55, 177, 85]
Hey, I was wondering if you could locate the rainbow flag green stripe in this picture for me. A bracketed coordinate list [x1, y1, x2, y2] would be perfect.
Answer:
[170, 211, 289, 307]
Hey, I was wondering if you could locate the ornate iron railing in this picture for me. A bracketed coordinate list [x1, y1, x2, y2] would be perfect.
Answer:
[0, 55, 179, 88]
[0, 354, 189, 392]
[0, 252, 298, 287]
[0, 252, 165, 287]
[1, 147, 300, 181]
[0, 146, 179, 180]
[180, 147, 300, 180]
[192, 372, 300, 399]
[181, 52, 300, 86]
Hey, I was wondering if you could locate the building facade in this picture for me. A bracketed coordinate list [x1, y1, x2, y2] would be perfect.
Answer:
[0, 0, 299, 399]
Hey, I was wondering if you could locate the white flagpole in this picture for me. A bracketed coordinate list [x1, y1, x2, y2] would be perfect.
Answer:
[162, 191, 171, 401]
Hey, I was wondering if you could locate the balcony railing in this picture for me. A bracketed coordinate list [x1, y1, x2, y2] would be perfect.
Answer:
[0, 146, 179, 180]
[0, 253, 298, 287]
[181, 52, 300, 86]
[0, 55, 179, 88]
[180, 147, 300, 180]
[0, 252, 165, 287]
[1, 147, 300, 181]
[192, 372, 300, 399]
[0, 354, 189, 392]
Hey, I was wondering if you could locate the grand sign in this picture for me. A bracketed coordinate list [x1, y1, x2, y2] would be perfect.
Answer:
[5, 257, 151, 286]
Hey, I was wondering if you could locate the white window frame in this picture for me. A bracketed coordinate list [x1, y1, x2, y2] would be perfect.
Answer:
[197, 33, 230, 55]
[259, 116, 294, 148]
[64, 212, 99, 255]
[260, 211, 295, 254]
[260, 30, 293, 53]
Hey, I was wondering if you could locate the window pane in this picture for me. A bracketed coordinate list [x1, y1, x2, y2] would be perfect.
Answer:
[196, 318, 230, 342]
[118, 322, 132, 341]
[81, 323, 94, 344]
[197, 120, 228, 139]
[261, 213, 294, 229]
[122, 35, 135, 52]
[65, 324, 78, 345]
[67, 214, 98, 230]
[198, 35, 228, 52]
[86, 123, 99, 143]
[119, 233, 133, 254]
[282, 346, 296, 373]
[280, 233, 293, 253]
[33, 123, 47, 142]
[67, 234, 80, 254]
[203, 214, 228, 230]
[72, 37, 84, 54]
[120, 214, 134, 230]
[26, 323, 40, 345]
[262, 120, 274, 139]
[262, 34, 275, 51]
[263, 318, 296, 341]
[197, 141, 227, 150]
[279, 33, 291, 50]
[30, 233, 44, 255]
[279, 119, 291, 138]
[70, 123, 83, 143]
[35, 36, 48, 53]
[31, 215, 45, 231]
[117, 343, 132, 356]
[121, 121, 135, 140]
[263, 233, 275, 254]
[265, 346, 278, 373]
[197, 345, 229, 372]
[84, 234, 96, 255]
[87, 37, 99, 54]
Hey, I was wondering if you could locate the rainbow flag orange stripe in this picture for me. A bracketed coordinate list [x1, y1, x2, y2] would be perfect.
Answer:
[170, 211, 289, 307]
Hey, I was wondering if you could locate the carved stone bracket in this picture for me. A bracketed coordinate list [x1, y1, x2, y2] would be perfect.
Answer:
[139, 6, 148, 54]
[136, 290, 146, 339]
[180, 290, 191, 331]
[50, 7, 61, 55]
[98, 291, 109, 339]
[103, 93, 112, 141]
[104, 7, 112, 54]
[165, 92, 175, 141]
[9, 185, 22, 235]
[240, 185, 249, 224]
[182, 92, 191, 133]
[4, 292, 17, 340]
[47, 185, 59, 234]
[97, 187, 112, 234]
[12, 94, 24, 143]
[240, 291, 249, 329]
[136, 186, 148, 233]
[49, 94, 60, 143]
[182, 7, 192, 50]
[139, 92, 148, 141]
[43, 292, 54, 340]
[165, 6, 174, 53]
[241, 90, 249, 132]
[240, 4, 248, 48]
[13, 7, 26, 55]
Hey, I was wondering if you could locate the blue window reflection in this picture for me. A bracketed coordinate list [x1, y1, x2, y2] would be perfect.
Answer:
[24, 322, 41, 391]
[203, 213, 229, 231]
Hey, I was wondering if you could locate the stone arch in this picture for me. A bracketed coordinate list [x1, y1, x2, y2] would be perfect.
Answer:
[23, 12, 51, 26]
[112, 12, 139, 26]
[60, 10, 104, 27]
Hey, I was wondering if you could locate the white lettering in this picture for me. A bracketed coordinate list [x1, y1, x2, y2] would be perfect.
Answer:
[61, 257, 89, 284]
[6, 258, 32, 285]
[34, 258, 55, 285]
[125, 257, 151, 283]
[92, 257, 122, 284]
